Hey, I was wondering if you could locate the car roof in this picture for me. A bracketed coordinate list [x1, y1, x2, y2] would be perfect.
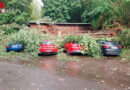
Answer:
[104, 41, 118, 43]
[9, 40, 23, 44]
[97, 40, 118, 43]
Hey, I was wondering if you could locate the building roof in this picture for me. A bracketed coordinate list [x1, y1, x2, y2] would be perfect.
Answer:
[28, 21, 92, 26]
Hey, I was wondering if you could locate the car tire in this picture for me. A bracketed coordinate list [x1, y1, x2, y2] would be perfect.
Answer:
[6, 50, 10, 52]
[67, 49, 70, 55]
[16, 51, 21, 52]
[38, 53, 42, 56]
[101, 52, 104, 56]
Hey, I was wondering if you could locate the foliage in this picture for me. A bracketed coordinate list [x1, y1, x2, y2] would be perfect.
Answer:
[42, 0, 71, 22]
[81, 0, 129, 29]
[116, 29, 130, 49]
[120, 49, 130, 61]
[62, 34, 101, 57]
[30, 0, 43, 20]
[0, 27, 5, 41]
[79, 34, 101, 57]
[0, 23, 21, 35]
[4, 27, 62, 57]
[0, 0, 129, 29]
[38, 16, 53, 23]
[7, 28, 42, 56]
[121, 0, 130, 24]
[63, 35, 79, 43]
[96, 37, 113, 42]
[0, 0, 31, 25]
[42, 0, 129, 29]
[0, 27, 58, 58]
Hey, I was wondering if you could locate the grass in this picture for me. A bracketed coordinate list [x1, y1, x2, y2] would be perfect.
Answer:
[120, 49, 130, 61]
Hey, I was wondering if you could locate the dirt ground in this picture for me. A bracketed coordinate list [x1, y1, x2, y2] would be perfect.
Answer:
[0, 56, 130, 90]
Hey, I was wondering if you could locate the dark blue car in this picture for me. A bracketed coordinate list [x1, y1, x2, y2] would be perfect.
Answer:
[97, 40, 122, 56]
[6, 41, 24, 52]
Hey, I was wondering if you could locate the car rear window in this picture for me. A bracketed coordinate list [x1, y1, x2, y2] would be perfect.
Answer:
[43, 41, 54, 44]
[105, 41, 119, 45]
[9, 41, 23, 44]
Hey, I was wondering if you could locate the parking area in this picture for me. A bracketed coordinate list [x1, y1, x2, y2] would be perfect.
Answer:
[0, 56, 130, 90]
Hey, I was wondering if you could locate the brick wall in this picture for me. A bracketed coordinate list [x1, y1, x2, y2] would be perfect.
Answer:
[29, 23, 93, 35]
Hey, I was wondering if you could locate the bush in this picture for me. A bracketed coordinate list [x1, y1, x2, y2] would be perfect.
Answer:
[0, 29, 4, 41]
[0, 23, 21, 35]
[117, 29, 130, 49]
[96, 37, 113, 42]
[120, 49, 130, 61]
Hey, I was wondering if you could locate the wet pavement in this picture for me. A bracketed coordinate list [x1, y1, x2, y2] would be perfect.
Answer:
[0, 56, 130, 90]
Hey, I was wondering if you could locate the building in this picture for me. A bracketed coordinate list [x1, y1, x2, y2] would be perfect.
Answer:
[28, 22, 93, 35]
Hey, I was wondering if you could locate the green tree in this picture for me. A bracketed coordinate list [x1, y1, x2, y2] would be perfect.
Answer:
[81, 0, 130, 29]
[30, 0, 44, 20]
[0, 0, 31, 25]
[42, 0, 129, 29]
[42, 0, 71, 22]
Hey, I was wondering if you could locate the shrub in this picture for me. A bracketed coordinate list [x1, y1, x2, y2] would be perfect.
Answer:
[0, 29, 4, 41]
[0, 23, 21, 35]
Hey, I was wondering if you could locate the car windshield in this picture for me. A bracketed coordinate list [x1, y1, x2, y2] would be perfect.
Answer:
[97, 40, 105, 44]
[43, 41, 54, 44]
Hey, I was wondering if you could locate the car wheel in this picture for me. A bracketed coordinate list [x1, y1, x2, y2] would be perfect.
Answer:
[16, 51, 21, 52]
[38, 53, 42, 56]
[6, 50, 10, 52]
[55, 53, 57, 55]
[67, 49, 70, 55]
[101, 52, 104, 56]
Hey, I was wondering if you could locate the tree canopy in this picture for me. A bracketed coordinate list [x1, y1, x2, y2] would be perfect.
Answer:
[42, 0, 130, 29]
[0, 0, 31, 25]
[0, 0, 129, 29]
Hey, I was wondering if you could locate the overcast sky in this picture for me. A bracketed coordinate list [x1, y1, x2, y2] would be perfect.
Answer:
[35, 0, 44, 7]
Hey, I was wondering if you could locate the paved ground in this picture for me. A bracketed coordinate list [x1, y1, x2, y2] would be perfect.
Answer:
[0, 56, 130, 90]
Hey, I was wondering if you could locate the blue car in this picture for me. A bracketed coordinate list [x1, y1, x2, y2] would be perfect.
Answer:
[6, 41, 24, 52]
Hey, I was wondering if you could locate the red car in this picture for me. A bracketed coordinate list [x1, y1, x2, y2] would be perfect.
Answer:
[64, 42, 82, 55]
[38, 41, 58, 55]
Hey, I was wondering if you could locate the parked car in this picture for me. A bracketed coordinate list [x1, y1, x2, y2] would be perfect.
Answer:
[38, 41, 58, 55]
[64, 42, 82, 55]
[97, 40, 122, 56]
[6, 40, 24, 52]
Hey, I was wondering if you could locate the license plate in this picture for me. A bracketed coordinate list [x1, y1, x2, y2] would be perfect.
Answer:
[13, 46, 17, 47]
[45, 50, 52, 52]
[112, 46, 118, 49]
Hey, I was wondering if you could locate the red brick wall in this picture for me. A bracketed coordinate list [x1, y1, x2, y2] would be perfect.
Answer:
[29, 24, 92, 35]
